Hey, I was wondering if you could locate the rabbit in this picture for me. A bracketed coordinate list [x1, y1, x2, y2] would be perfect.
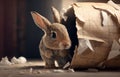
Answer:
[31, 7, 71, 68]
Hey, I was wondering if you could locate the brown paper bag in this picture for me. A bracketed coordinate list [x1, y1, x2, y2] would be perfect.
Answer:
[70, 0, 120, 68]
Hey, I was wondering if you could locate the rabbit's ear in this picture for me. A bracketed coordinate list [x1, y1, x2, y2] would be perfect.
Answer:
[31, 11, 51, 30]
[51, 6, 62, 23]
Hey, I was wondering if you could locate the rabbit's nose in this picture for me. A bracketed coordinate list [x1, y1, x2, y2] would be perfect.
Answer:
[64, 43, 71, 49]
[59, 42, 71, 49]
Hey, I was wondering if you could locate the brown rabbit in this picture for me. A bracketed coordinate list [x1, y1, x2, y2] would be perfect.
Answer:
[31, 7, 71, 68]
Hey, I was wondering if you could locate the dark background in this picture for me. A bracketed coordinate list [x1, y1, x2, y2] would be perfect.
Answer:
[0, 0, 119, 59]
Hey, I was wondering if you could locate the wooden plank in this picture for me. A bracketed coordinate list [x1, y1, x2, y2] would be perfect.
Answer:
[0, 0, 4, 58]
[4, 0, 17, 58]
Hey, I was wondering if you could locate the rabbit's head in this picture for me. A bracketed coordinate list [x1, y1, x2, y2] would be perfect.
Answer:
[31, 7, 71, 50]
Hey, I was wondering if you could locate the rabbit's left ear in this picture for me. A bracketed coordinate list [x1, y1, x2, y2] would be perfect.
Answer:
[51, 6, 62, 23]
[31, 11, 51, 31]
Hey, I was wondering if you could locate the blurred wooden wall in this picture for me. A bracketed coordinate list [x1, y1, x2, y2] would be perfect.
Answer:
[0, 0, 26, 58]
[0, 0, 4, 58]
[0, 0, 17, 58]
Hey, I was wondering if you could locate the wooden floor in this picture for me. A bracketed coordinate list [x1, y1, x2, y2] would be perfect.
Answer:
[0, 60, 120, 77]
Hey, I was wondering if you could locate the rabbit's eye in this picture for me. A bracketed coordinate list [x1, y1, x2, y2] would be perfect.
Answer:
[51, 31, 56, 39]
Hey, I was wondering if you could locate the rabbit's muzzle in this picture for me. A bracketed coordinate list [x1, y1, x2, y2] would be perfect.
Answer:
[59, 41, 71, 49]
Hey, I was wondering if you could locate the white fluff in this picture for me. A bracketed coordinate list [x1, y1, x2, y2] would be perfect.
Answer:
[53, 69, 65, 73]
[11, 56, 27, 64]
[0, 57, 12, 65]
[11, 57, 19, 64]
[0, 56, 27, 66]
[63, 62, 70, 69]
[54, 60, 59, 67]
[18, 56, 27, 63]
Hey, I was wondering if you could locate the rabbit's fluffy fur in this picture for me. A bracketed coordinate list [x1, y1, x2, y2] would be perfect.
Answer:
[31, 7, 71, 68]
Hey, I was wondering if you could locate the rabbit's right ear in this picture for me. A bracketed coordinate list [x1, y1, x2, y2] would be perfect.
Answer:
[31, 11, 51, 30]
[51, 6, 62, 23]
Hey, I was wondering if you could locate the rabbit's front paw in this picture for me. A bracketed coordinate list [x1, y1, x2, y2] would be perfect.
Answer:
[44, 59, 55, 69]
[44, 65, 56, 69]
[45, 62, 55, 69]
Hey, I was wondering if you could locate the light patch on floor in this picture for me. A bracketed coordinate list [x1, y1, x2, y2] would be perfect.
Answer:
[0, 60, 120, 77]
